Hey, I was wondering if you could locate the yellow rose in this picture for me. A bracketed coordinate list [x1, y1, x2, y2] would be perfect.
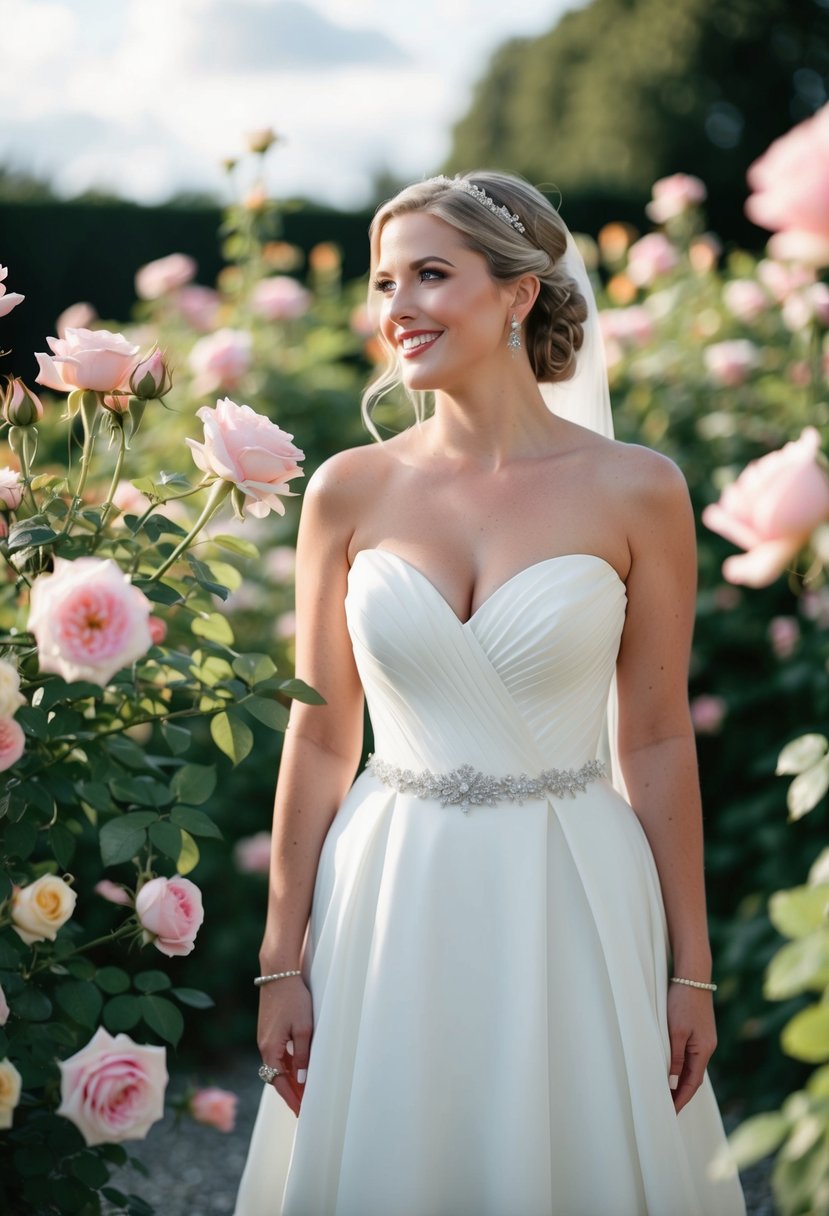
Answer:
[0, 1058, 22, 1129]
[12, 875, 77, 945]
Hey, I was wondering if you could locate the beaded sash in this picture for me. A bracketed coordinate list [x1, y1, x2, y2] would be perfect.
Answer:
[366, 755, 606, 814]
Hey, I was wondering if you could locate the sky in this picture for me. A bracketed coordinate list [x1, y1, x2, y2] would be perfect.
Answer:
[1, 0, 579, 209]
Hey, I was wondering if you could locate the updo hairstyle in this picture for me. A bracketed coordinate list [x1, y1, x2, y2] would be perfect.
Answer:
[362, 170, 588, 437]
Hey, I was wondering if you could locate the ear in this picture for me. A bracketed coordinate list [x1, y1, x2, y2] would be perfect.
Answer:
[508, 274, 540, 323]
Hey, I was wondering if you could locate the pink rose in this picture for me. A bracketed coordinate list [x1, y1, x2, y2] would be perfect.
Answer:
[94, 879, 133, 907]
[264, 545, 297, 582]
[176, 284, 221, 332]
[702, 427, 829, 586]
[233, 831, 272, 875]
[186, 397, 304, 518]
[28, 556, 153, 686]
[703, 339, 760, 387]
[112, 480, 152, 516]
[0, 984, 8, 1027]
[56, 301, 97, 338]
[136, 876, 204, 957]
[723, 280, 770, 324]
[782, 284, 829, 332]
[57, 1026, 167, 1146]
[135, 253, 197, 300]
[129, 348, 173, 399]
[756, 259, 815, 303]
[0, 467, 23, 510]
[148, 616, 167, 645]
[769, 616, 800, 660]
[0, 265, 24, 318]
[3, 378, 43, 426]
[690, 695, 727, 735]
[0, 716, 25, 773]
[189, 1086, 238, 1132]
[12, 874, 76, 944]
[251, 276, 311, 321]
[745, 104, 829, 265]
[598, 306, 654, 348]
[188, 328, 252, 393]
[35, 328, 140, 394]
[274, 611, 296, 640]
[0, 658, 25, 719]
[645, 173, 707, 223]
[625, 234, 679, 287]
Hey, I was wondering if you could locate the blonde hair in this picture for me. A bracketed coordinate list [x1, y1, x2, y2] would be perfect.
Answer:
[361, 170, 587, 439]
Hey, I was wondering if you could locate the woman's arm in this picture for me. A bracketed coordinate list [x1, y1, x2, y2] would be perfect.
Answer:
[256, 451, 367, 1114]
[614, 448, 716, 1115]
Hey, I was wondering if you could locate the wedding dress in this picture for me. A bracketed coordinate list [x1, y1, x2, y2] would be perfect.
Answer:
[234, 546, 746, 1216]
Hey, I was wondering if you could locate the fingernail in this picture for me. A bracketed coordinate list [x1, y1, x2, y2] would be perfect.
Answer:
[669, 1074, 679, 1090]
[297, 1068, 307, 1084]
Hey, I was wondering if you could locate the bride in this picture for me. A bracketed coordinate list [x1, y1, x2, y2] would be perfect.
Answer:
[234, 171, 746, 1216]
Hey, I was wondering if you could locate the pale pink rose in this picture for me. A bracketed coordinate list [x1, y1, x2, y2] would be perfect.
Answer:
[251, 276, 311, 321]
[703, 339, 760, 387]
[756, 259, 815, 303]
[56, 301, 97, 338]
[0, 717, 25, 772]
[3, 378, 43, 426]
[264, 545, 297, 582]
[0, 1058, 22, 1129]
[783, 283, 829, 332]
[0, 984, 9, 1027]
[28, 556, 153, 686]
[57, 1026, 167, 1146]
[274, 611, 296, 640]
[35, 328, 140, 394]
[189, 1087, 238, 1132]
[243, 184, 268, 212]
[723, 279, 770, 324]
[94, 879, 133, 907]
[136, 876, 204, 957]
[702, 427, 829, 586]
[233, 831, 272, 875]
[188, 328, 252, 394]
[12, 874, 76, 944]
[0, 265, 24, 318]
[186, 397, 304, 518]
[690, 694, 727, 735]
[769, 615, 800, 660]
[247, 127, 279, 155]
[111, 480, 152, 516]
[130, 348, 172, 399]
[800, 586, 829, 627]
[148, 616, 167, 645]
[598, 306, 654, 348]
[645, 173, 707, 224]
[0, 659, 24, 719]
[176, 284, 221, 332]
[625, 234, 680, 287]
[135, 253, 197, 301]
[745, 104, 829, 266]
[0, 467, 23, 510]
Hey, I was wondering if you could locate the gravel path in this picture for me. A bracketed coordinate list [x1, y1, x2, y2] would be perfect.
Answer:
[109, 1052, 775, 1215]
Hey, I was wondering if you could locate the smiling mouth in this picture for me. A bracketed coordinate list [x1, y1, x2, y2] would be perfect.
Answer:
[400, 333, 442, 357]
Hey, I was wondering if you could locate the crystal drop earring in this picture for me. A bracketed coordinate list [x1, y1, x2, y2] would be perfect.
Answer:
[507, 314, 521, 354]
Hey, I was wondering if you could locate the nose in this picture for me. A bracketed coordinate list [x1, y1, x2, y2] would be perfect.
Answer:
[387, 283, 416, 325]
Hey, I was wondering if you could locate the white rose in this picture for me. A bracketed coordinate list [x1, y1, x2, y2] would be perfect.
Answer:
[0, 1059, 22, 1129]
[0, 659, 25, 719]
[12, 875, 77, 945]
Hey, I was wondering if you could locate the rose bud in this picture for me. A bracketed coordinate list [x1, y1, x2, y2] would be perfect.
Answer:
[129, 349, 173, 400]
[3, 378, 44, 427]
[246, 127, 279, 155]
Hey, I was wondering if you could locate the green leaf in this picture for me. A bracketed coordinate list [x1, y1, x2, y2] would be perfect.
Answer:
[177, 829, 200, 876]
[210, 711, 253, 765]
[14, 987, 53, 1021]
[56, 980, 103, 1028]
[148, 819, 183, 861]
[106, 735, 150, 769]
[77, 780, 115, 813]
[778, 735, 829, 775]
[110, 776, 173, 808]
[275, 678, 325, 705]
[170, 986, 215, 1009]
[788, 757, 829, 820]
[7, 519, 60, 551]
[212, 533, 259, 559]
[66, 957, 96, 980]
[243, 694, 290, 731]
[99, 820, 148, 867]
[49, 821, 77, 869]
[15, 1144, 53, 1177]
[782, 1004, 829, 1063]
[5, 819, 38, 859]
[96, 966, 131, 995]
[724, 1112, 789, 1170]
[134, 969, 171, 993]
[170, 806, 222, 839]
[133, 579, 185, 606]
[139, 993, 183, 1046]
[131, 472, 192, 501]
[807, 1064, 829, 1097]
[161, 721, 191, 755]
[769, 886, 829, 939]
[232, 652, 277, 686]
[103, 994, 142, 1032]
[192, 612, 235, 645]
[69, 1152, 110, 1189]
[765, 932, 829, 1000]
[171, 763, 216, 805]
[207, 559, 242, 591]
[15, 705, 49, 740]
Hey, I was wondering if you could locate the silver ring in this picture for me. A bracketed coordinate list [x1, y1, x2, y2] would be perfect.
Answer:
[258, 1063, 282, 1083]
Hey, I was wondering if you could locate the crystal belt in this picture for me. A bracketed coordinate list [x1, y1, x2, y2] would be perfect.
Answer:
[366, 754, 606, 813]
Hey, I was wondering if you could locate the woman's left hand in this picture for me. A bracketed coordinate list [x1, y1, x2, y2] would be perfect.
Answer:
[666, 983, 717, 1115]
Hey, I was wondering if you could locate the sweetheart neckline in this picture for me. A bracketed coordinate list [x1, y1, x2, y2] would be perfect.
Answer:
[349, 548, 626, 627]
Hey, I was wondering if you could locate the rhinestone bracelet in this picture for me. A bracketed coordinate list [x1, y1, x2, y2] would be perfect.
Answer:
[367, 754, 605, 813]
[670, 976, 717, 992]
[254, 969, 302, 987]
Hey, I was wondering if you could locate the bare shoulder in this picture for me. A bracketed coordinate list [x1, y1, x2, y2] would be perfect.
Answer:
[607, 440, 688, 506]
[303, 442, 396, 525]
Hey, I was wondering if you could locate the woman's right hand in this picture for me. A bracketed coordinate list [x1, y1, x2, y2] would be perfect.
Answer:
[256, 976, 314, 1117]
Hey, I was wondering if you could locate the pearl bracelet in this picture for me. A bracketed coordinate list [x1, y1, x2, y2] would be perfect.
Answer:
[670, 976, 717, 992]
[254, 969, 302, 987]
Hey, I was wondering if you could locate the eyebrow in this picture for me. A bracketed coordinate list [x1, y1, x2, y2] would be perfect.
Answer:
[374, 255, 456, 275]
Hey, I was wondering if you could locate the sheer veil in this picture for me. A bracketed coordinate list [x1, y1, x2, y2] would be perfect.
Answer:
[539, 230, 627, 800]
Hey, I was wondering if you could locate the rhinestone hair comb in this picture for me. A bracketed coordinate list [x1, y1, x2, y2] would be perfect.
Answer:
[430, 175, 526, 234]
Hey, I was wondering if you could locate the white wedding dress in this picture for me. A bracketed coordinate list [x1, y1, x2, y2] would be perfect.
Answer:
[235, 547, 746, 1216]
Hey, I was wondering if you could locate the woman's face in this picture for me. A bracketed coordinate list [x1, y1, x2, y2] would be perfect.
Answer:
[373, 211, 513, 393]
